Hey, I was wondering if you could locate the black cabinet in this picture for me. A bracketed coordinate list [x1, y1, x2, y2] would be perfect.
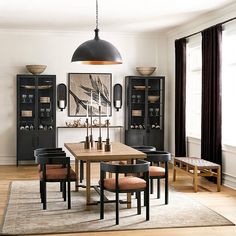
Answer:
[16, 74, 56, 165]
[125, 76, 165, 150]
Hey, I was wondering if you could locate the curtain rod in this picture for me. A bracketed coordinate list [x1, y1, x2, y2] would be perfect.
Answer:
[179, 16, 236, 40]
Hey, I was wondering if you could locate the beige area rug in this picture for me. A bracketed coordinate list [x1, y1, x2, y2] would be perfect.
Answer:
[0, 180, 234, 235]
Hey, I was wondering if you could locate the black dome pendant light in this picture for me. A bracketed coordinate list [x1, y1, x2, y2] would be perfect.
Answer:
[71, 0, 122, 65]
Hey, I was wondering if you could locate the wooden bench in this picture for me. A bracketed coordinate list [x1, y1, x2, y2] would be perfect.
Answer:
[173, 157, 221, 192]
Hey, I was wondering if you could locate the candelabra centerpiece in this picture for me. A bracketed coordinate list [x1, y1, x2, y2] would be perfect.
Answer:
[97, 92, 103, 150]
[104, 103, 111, 152]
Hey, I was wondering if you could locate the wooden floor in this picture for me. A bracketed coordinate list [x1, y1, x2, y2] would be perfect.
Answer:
[0, 164, 236, 236]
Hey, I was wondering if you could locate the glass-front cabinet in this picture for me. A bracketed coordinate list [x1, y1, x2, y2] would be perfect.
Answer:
[17, 74, 56, 165]
[125, 76, 165, 149]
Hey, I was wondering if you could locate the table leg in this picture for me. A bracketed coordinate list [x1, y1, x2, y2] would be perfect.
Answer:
[127, 160, 132, 209]
[217, 166, 221, 192]
[86, 160, 91, 205]
[75, 159, 79, 192]
[173, 159, 176, 182]
[194, 165, 198, 192]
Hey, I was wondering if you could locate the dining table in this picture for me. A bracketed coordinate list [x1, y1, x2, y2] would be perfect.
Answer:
[64, 142, 146, 207]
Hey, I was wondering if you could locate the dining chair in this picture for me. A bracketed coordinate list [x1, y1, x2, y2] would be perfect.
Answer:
[144, 151, 171, 204]
[34, 147, 67, 197]
[100, 160, 150, 225]
[36, 153, 76, 210]
[132, 147, 171, 204]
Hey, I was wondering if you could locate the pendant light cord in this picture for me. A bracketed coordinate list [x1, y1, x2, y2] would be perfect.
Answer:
[94, 0, 99, 39]
[96, 0, 98, 30]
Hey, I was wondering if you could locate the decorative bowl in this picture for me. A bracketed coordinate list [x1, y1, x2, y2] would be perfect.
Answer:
[148, 95, 159, 103]
[26, 65, 47, 75]
[136, 67, 156, 76]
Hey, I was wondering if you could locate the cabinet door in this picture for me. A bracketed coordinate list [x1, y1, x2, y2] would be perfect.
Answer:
[145, 130, 164, 150]
[17, 132, 37, 161]
[125, 130, 145, 146]
[17, 76, 37, 131]
[38, 132, 56, 148]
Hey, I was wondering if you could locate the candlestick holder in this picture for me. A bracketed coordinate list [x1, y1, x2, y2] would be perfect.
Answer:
[104, 119, 111, 152]
[84, 118, 90, 149]
[90, 105, 94, 148]
[97, 105, 103, 150]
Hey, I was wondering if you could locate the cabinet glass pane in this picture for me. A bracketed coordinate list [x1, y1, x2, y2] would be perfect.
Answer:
[38, 76, 54, 131]
[18, 77, 36, 131]
[130, 78, 146, 129]
[148, 79, 162, 129]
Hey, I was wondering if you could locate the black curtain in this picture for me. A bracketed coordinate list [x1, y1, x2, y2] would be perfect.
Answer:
[201, 25, 222, 165]
[175, 38, 187, 157]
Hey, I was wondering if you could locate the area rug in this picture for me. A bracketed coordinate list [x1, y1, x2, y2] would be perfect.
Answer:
[0, 180, 234, 235]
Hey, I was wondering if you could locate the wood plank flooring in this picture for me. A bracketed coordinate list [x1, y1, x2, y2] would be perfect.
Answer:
[0, 164, 236, 236]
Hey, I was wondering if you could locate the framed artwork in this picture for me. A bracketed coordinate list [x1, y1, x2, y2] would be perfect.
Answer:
[68, 73, 112, 117]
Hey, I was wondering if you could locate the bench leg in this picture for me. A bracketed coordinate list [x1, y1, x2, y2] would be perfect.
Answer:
[217, 166, 221, 192]
[193, 166, 198, 192]
[173, 160, 176, 182]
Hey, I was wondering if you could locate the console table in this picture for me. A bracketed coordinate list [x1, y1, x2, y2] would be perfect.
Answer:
[56, 126, 123, 147]
[173, 157, 221, 192]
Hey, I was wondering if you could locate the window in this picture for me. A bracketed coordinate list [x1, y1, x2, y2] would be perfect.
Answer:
[186, 35, 202, 138]
[222, 22, 236, 146]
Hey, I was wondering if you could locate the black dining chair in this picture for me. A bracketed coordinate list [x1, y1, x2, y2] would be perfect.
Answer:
[36, 153, 76, 210]
[34, 147, 67, 197]
[144, 151, 171, 204]
[100, 160, 150, 225]
[132, 147, 171, 204]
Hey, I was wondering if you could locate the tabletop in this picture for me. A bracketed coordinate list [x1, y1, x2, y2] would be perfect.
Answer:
[64, 142, 146, 161]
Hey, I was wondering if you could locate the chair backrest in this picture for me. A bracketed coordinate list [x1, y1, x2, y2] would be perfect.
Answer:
[132, 146, 156, 153]
[36, 153, 71, 181]
[34, 147, 63, 157]
[145, 151, 171, 163]
[100, 160, 149, 174]
[35, 153, 67, 165]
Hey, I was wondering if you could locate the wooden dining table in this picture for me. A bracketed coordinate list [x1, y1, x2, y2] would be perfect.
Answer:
[64, 142, 146, 207]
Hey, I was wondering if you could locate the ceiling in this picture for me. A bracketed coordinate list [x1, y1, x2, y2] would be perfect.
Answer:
[0, 0, 234, 33]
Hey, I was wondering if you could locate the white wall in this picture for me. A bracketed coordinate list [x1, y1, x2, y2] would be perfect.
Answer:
[0, 29, 167, 164]
[166, 2, 236, 188]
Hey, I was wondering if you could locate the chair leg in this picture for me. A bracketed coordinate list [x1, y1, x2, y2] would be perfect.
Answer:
[42, 181, 47, 210]
[40, 181, 43, 203]
[116, 191, 119, 225]
[157, 179, 160, 199]
[60, 182, 63, 192]
[145, 189, 150, 221]
[137, 191, 141, 215]
[63, 182, 66, 201]
[100, 186, 104, 220]
[68, 181, 71, 209]
[150, 179, 154, 194]
[80, 160, 84, 183]
[165, 175, 169, 205]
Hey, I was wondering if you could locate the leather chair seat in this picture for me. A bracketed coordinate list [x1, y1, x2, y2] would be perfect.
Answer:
[39, 168, 76, 181]
[103, 176, 146, 190]
[37, 164, 63, 171]
[149, 166, 165, 177]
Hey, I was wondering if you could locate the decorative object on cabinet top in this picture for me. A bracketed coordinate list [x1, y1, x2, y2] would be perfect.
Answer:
[136, 66, 156, 76]
[26, 65, 47, 75]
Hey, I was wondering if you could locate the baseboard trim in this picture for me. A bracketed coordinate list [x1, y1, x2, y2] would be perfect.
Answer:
[222, 172, 236, 190]
[0, 156, 16, 165]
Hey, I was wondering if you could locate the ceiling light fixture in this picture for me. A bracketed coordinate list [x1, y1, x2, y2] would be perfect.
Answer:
[71, 0, 122, 65]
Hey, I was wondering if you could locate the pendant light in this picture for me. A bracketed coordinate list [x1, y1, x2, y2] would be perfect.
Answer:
[71, 0, 122, 65]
